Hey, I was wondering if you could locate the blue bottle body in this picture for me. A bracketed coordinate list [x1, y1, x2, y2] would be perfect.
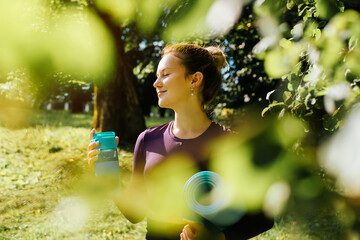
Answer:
[90, 131, 119, 176]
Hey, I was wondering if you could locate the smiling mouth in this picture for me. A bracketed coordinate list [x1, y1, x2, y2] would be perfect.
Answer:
[157, 90, 167, 96]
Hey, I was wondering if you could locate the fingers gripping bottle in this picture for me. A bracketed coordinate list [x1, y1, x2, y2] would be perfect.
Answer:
[90, 132, 120, 176]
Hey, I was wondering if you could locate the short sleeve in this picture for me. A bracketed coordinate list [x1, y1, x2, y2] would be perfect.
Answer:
[132, 130, 147, 176]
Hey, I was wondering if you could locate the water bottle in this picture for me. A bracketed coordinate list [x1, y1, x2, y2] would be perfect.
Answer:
[90, 131, 120, 176]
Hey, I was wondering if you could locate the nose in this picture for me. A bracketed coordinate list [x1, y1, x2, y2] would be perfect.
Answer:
[153, 77, 162, 89]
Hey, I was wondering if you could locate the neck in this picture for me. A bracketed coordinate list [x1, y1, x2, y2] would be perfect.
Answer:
[172, 102, 211, 139]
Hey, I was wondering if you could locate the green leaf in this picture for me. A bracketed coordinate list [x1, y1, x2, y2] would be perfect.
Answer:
[312, 28, 321, 41]
[316, 0, 339, 20]
[262, 107, 271, 117]
[262, 102, 286, 117]
[347, 44, 360, 75]
[265, 48, 290, 78]
[299, 5, 310, 17]
[323, 114, 341, 131]
[286, 0, 295, 10]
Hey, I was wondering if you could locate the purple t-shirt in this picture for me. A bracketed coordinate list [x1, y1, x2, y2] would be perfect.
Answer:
[132, 121, 274, 240]
[132, 120, 231, 176]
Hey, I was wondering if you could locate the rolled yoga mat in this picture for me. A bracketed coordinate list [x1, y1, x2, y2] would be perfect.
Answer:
[182, 171, 246, 232]
[90, 131, 120, 176]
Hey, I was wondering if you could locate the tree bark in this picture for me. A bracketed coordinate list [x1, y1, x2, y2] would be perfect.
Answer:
[91, 6, 146, 144]
[71, 96, 84, 113]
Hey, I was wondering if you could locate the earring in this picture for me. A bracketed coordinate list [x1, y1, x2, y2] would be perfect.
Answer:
[191, 86, 194, 96]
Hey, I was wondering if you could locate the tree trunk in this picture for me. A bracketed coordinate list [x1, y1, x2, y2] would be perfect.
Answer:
[71, 97, 84, 113]
[91, 6, 146, 144]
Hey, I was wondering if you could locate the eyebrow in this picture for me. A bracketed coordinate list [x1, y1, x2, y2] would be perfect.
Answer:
[156, 67, 173, 76]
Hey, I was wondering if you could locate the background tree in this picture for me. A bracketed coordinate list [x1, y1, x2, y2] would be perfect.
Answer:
[54, 0, 226, 143]
[213, 4, 277, 110]
[256, 0, 360, 142]
[87, 6, 146, 143]
[251, 0, 360, 237]
[131, 3, 276, 121]
[1, 0, 252, 142]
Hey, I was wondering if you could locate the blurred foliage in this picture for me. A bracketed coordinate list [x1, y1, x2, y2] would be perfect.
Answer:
[0, 0, 114, 78]
[0, 0, 231, 114]
[0, 110, 145, 239]
[211, 116, 306, 212]
[250, 0, 360, 238]
[0, 0, 113, 110]
[212, 5, 277, 110]
[0, 70, 93, 112]
[133, 3, 278, 118]
[254, 0, 360, 139]
[0, 0, 272, 117]
[1, 110, 358, 239]
[1, 0, 360, 238]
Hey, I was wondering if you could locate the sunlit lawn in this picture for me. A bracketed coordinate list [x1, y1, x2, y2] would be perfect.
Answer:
[0, 109, 343, 239]
[0, 110, 174, 239]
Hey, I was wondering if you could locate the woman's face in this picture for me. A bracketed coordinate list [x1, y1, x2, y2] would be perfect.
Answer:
[153, 54, 192, 109]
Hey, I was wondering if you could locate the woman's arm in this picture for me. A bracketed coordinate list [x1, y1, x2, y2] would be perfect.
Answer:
[87, 129, 147, 224]
[111, 178, 147, 224]
[111, 130, 148, 224]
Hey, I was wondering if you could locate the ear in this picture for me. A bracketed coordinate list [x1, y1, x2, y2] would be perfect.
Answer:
[191, 72, 203, 88]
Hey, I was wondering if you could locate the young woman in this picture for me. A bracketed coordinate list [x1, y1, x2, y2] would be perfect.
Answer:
[88, 43, 273, 240]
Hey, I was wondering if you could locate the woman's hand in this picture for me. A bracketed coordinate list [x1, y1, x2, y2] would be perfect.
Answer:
[87, 128, 119, 167]
[180, 224, 199, 240]
[180, 223, 225, 240]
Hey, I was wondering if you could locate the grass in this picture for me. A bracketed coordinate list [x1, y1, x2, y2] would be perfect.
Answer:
[0, 109, 147, 239]
[145, 116, 173, 128]
[0, 109, 350, 239]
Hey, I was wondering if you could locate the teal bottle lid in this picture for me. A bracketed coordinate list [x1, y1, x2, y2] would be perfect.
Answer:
[90, 131, 117, 151]
[90, 131, 119, 176]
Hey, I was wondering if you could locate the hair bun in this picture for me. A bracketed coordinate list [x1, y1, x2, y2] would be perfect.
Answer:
[205, 46, 228, 72]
